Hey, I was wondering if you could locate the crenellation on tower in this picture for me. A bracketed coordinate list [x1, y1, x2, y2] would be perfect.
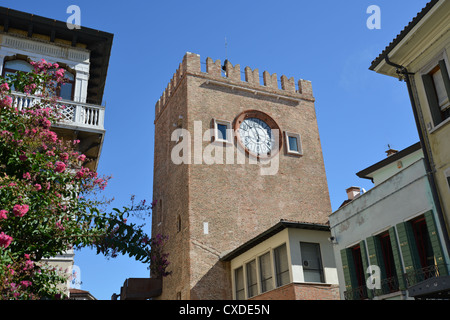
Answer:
[280, 75, 296, 93]
[298, 78, 313, 96]
[262, 70, 278, 89]
[155, 52, 316, 121]
[224, 60, 241, 81]
[206, 57, 221, 77]
[244, 66, 259, 85]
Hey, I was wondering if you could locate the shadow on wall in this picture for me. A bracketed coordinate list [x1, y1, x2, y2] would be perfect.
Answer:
[190, 260, 232, 300]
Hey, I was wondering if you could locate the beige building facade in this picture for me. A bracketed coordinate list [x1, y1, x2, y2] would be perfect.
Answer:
[370, 0, 450, 263]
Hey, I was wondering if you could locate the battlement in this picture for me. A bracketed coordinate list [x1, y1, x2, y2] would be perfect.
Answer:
[155, 52, 314, 118]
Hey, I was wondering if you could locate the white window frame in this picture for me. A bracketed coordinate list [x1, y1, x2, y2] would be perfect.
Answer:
[213, 119, 233, 144]
[420, 51, 450, 129]
[445, 167, 450, 192]
[285, 131, 303, 156]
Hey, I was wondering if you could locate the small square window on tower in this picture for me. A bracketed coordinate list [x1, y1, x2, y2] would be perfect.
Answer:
[285, 131, 303, 156]
[213, 119, 233, 144]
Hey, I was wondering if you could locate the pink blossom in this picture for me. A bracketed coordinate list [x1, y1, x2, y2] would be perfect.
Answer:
[0, 210, 8, 220]
[20, 280, 32, 288]
[56, 221, 65, 231]
[0, 82, 10, 91]
[12, 204, 29, 217]
[1, 95, 12, 106]
[60, 152, 69, 161]
[55, 68, 65, 78]
[34, 184, 42, 191]
[45, 131, 58, 143]
[55, 161, 66, 173]
[23, 260, 34, 271]
[23, 172, 31, 180]
[0, 232, 13, 248]
[77, 154, 86, 162]
[42, 119, 51, 129]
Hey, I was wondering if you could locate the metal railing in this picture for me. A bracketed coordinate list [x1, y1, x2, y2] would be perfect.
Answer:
[10, 91, 105, 131]
[344, 264, 449, 300]
[404, 264, 448, 287]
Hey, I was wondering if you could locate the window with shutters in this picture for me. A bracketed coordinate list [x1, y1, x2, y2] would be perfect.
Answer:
[377, 231, 399, 293]
[341, 244, 368, 300]
[274, 244, 290, 287]
[300, 242, 324, 283]
[411, 216, 434, 271]
[351, 245, 366, 289]
[422, 59, 450, 126]
[398, 212, 448, 287]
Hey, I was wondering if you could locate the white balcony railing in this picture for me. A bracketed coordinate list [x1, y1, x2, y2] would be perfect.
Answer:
[10, 91, 105, 132]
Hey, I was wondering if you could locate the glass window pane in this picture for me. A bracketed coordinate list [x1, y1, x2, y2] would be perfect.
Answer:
[246, 260, 257, 298]
[64, 71, 75, 81]
[234, 267, 245, 300]
[274, 244, 290, 287]
[217, 123, 228, 141]
[288, 136, 298, 152]
[60, 83, 73, 100]
[5, 60, 33, 72]
[300, 242, 324, 283]
[259, 252, 273, 292]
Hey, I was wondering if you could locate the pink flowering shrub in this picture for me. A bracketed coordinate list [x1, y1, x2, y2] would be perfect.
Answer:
[0, 59, 169, 300]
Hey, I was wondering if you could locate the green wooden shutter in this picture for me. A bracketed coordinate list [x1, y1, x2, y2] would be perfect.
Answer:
[424, 210, 449, 276]
[340, 248, 356, 299]
[396, 222, 422, 286]
[438, 60, 450, 100]
[359, 240, 372, 299]
[422, 73, 443, 125]
[389, 227, 407, 290]
[366, 236, 386, 296]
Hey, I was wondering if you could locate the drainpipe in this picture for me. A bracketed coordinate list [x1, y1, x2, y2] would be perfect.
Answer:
[384, 56, 450, 258]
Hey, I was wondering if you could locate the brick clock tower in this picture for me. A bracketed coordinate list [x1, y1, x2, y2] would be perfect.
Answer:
[152, 52, 332, 300]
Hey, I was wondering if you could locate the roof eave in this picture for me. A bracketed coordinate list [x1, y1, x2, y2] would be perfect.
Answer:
[369, 0, 440, 72]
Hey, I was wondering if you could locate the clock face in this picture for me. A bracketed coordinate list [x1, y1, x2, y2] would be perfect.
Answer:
[239, 117, 274, 156]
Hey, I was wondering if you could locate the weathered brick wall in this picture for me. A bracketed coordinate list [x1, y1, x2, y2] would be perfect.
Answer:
[152, 53, 332, 300]
[249, 283, 340, 300]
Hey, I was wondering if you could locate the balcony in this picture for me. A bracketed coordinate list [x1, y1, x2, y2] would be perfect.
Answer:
[344, 277, 401, 300]
[11, 91, 105, 133]
[10, 91, 106, 170]
[344, 264, 450, 300]
[405, 264, 450, 299]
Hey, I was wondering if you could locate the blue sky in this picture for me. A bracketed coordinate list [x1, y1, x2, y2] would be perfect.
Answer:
[2, 0, 429, 299]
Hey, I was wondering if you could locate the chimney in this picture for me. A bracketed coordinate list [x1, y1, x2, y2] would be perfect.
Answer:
[346, 186, 361, 200]
[385, 145, 398, 157]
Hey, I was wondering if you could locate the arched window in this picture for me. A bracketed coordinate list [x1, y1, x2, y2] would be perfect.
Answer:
[2, 60, 33, 90]
[3, 59, 33, 75]
[2, 59, 75, 100]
